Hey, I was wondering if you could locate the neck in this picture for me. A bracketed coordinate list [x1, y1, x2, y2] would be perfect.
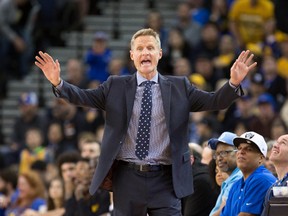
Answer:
[275, 165, 288, 180]
[53, 198, 63, 208]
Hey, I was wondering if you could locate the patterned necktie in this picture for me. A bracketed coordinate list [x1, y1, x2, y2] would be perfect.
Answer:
[135, 81, 154, 160]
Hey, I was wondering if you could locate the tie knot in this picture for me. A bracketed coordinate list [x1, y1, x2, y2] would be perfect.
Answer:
[142, 81, 154, 88]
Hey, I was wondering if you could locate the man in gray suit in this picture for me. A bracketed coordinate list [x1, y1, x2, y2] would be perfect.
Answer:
[35, 28, 257, 215]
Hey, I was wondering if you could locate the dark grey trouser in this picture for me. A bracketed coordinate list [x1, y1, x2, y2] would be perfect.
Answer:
[112, 163, 182, 216]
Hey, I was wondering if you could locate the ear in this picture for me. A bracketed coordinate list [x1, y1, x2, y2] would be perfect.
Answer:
[159, 49, 163, 59]
[130, 50, 134, 61]
[259, 154, 265, 164]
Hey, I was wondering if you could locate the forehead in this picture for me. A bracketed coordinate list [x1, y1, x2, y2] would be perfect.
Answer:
[237, 142, 257, 150]
[278, 135, 288, 143]
[61, 163, 76, 170]
[132, 35, 158, 47]
[216, 143, 234, 151]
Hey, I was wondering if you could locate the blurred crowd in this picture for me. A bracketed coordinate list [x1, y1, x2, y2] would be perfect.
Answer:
[0, 0, 288, 215]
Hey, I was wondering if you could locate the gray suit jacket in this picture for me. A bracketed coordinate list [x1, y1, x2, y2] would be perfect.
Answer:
[55, 73, 241, 198]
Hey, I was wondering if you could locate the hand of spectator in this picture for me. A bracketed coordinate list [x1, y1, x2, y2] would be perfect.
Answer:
[13, 37, 26, 52]
[35, 51, 61, 87]
[21, 209, 38, 216]
[229, 50, 257, 86]
[0, 195, 9, 208]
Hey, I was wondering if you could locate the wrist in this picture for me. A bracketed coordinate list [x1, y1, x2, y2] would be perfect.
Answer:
[52, 79, 61, 87]
[229, 79, 239, 87]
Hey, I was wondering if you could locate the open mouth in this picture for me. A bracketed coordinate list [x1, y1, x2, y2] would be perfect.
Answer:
[141, 60, 151, 65]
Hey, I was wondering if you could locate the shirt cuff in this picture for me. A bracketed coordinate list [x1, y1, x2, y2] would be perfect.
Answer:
[229, 80, 243, 96]
[52, 79, 63, 97]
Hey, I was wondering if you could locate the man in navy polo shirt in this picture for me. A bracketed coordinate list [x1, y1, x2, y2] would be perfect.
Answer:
[221, 131, 276, 216]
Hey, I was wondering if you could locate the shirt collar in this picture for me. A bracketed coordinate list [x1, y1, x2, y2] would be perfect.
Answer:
[136, 71, 158, 86]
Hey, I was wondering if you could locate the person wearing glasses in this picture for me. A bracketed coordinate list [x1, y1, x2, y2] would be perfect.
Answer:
[208, 131, 243, 216]
[221, 131, 276, 216]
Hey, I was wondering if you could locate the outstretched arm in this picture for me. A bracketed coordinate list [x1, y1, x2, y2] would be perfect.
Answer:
[35, 51, 61, 86]
[229, 50, 257, 86]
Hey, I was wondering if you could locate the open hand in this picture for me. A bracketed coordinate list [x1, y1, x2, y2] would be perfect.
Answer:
[230, 50, 257, 86]
[35, 51, 61, 86]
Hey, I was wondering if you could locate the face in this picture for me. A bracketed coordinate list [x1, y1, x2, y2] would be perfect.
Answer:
[61, 163, 76, 182]
[269, 135, 288, 166]
[130, 35, 162, 80]
[215, 165, 229, 186]
[17, 176, 32, 199]
[49, 179, 64, 200]
[81, 142, 101, 159]
[75, 161, 90, 184]
[215, 143, 237, 175]
[25, 129, 42, 149]
[236, 143, 264, 175]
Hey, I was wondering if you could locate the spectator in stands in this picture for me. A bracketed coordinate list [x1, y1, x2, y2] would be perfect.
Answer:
[214, 164, 229, 188]
[261, 134, 288, 216]
[57, 151, 80, 201]
[5, 170, 46, 216]
[45, 122, 75, 163]
[222, 94, 254, 134]
[80, 139, 101, 160]
[213, 34, 237, 79]
[22, 177, 65, 216]
[65, 157, 110, 216]
[173, 57, 192, 78]
[0, 0, 40, 79]
[0, 166, 18, 216]
[194, 22, 221, 61]
[66, 58, 89, 89]
[249, 93, 278, 140]
[261, 55, 287, 109]
[84, 31, 112, 83]
[277, 35, 288, 78]
[158, 27, 193, 75]
[270, 117, 287, 141]
[172, 2, 202, 47]
[228, 0, 275, 49]
[107, 57, 126, 76]
[263, 140, 277, 177]
[194, 53, 218, 90]
[10, 92, 47, 155]
[208, 159, 221, 195]
[47, 98, 87, 149]
[209, 0, 229, 33]
[144, 10, 169, 55]
[196, 116, 219, 145]
[221, 131, 276, 215]
[181, 147, 218, 216]
[19, 127, 48, 173]
[247, 72, 267, 106]
[201, 142, 213, 165]
[208, 132, 243, 216]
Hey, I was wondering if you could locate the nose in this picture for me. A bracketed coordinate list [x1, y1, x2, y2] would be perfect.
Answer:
[142, 48, 150, 55]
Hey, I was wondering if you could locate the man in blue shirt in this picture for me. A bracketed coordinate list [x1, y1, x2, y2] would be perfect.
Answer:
[261, 134, 288, 216]
[221, 131, 276, 216]
[209, 132, 243, 216]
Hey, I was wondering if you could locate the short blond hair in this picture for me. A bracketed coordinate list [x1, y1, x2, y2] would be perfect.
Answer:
[130, 28, 161, 49]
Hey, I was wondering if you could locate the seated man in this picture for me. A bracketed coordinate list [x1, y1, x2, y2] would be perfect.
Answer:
[261, 134, 288, 216]
[221, 131, 276, 216]
[209, 132, 243, 216]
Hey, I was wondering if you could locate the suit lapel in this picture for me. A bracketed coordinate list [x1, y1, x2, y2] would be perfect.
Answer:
[159, 74, 171, 129]
[125, 75, 137, 128]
